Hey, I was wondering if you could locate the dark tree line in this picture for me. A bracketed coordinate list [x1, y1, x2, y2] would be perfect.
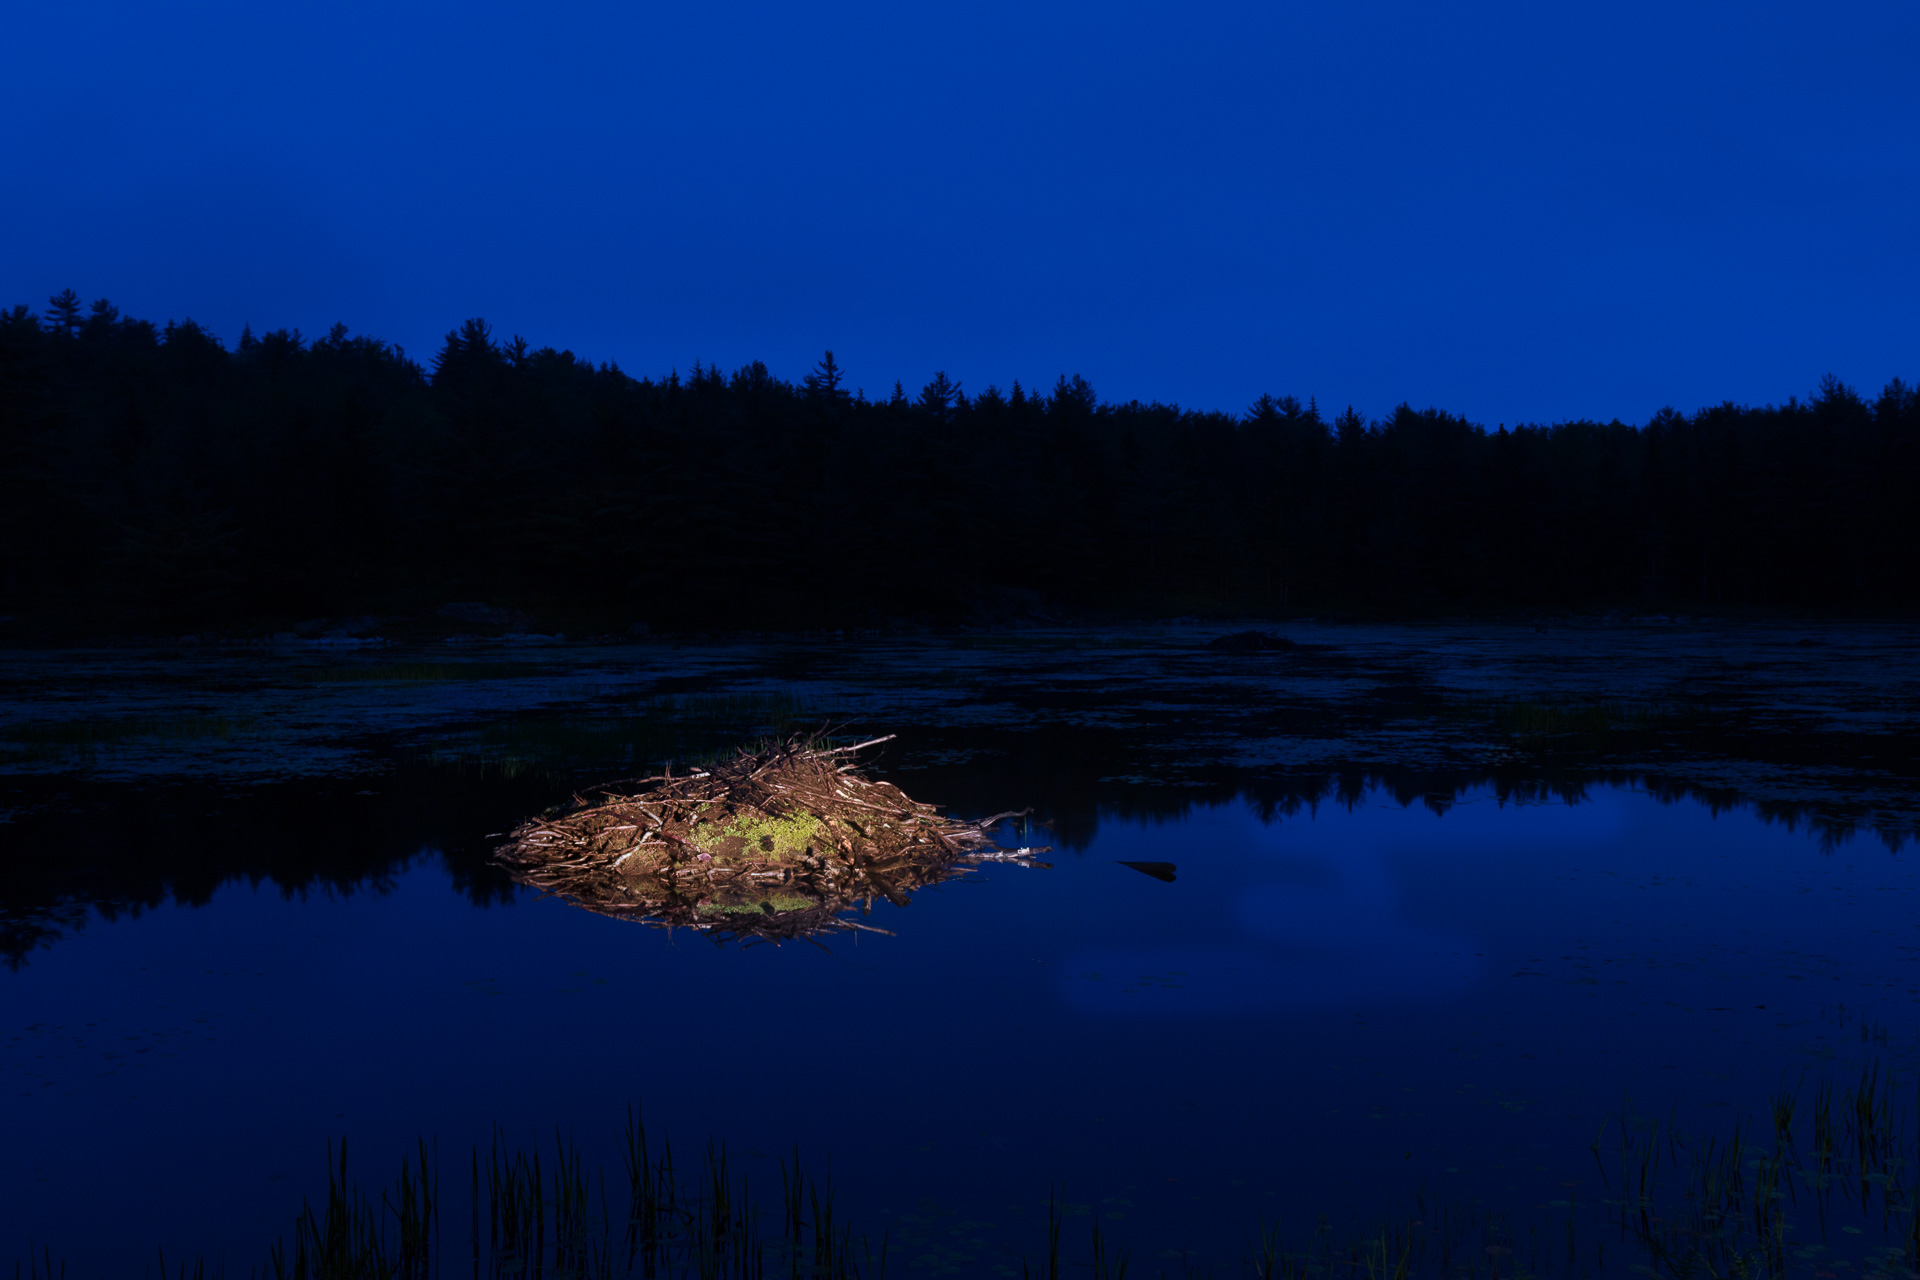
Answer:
[2, 291, 1916, 631]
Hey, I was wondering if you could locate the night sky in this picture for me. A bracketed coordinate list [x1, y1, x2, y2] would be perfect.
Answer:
[6, 0, 1915, 425]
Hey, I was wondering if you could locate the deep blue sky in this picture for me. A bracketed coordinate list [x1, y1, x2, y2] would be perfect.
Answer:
[5, 1, 1915, 424]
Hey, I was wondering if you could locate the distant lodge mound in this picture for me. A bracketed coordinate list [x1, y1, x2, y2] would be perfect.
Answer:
[494, 736, 1048, 944]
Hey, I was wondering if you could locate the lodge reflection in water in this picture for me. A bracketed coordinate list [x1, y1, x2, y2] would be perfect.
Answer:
[491, 737, 1050, 944]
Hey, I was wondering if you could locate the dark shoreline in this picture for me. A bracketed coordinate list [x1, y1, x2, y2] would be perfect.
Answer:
[7, 619, 1919, 968]
[3, 603, 1915, 651]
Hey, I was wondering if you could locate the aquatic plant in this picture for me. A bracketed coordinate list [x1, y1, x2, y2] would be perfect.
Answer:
[268, 1139, 437, 1279]
[299, 662, 545, 683]
[412, 692, 814, 778]
[1587, 1066, 1920, 1280]
[1440, 694, 1679, 742]
[253, 1112, 879, 1280]
[22, 1061, 1920, 1278]
[0, 713, 250, 763]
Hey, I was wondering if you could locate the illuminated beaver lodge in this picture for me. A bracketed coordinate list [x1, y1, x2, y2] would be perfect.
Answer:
[494, 735, 1050, 944]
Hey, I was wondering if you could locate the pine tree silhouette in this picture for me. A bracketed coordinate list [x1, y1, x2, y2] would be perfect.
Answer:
[44, 289, 81, 338]
[803, 350, 849, 404]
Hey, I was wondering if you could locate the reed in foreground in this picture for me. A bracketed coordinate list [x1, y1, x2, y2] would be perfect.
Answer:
[19, 1062, 1920, 1278]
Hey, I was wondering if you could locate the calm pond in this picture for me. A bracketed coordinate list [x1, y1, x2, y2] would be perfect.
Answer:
[4, 624, 1918, 1276]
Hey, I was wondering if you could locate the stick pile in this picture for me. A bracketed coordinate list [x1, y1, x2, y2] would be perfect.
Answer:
[494, 735, 1049, 944]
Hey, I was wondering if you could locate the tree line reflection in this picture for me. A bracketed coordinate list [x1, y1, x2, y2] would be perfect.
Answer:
[0, 759, 1905, 968]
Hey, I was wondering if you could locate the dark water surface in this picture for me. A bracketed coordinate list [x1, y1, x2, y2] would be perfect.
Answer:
[7, 784, 1917, 1274]
[4, 624, 1918, 1274]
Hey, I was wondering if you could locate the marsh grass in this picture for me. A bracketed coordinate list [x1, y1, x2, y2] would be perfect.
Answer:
[1230, 1061, 1920, 1280]
[1251, 1201, 1530, 1280]
[1587, 1064, 1920, 1280]
[1438, 695, 1683, 745]
[25, 1069, 1920, 1279]
[300, 662, 547, 683]
[268, 1139, 437, 1279]
[61, 1115, 881, 1280]
[0, 713, 251, 763]
[254, 1110, 878, 1280]
[248, 1146, 1131, 1280]
[413, 692, 814, 778]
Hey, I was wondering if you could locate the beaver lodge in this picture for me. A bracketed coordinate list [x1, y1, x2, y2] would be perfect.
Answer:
[494, 735, 1049, 944]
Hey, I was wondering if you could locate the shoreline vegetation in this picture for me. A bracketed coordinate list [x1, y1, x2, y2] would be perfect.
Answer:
[3, 294, 1917, 638]
[18, 1062, 1920, 1280]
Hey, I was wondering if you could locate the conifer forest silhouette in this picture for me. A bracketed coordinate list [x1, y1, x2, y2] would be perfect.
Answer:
[4, 291, 1918, 632]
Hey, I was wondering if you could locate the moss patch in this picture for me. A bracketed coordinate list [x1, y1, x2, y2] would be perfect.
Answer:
[690, 808, 825, 863]
[697, 893, 820, 916]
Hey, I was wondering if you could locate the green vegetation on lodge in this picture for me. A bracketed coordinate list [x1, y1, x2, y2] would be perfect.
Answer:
[698, 892, 822, 916]
[690, 806, 827, 864]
